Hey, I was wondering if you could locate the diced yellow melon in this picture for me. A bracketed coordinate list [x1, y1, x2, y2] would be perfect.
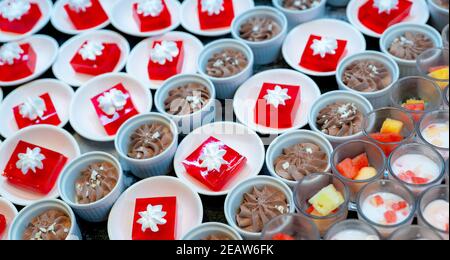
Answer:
[406, 99, 425, 105]
[428, 67, 449, 89]
[355, 167, 377, 180]
[308, 184, 345, 216]
[380, 118, 404, 135]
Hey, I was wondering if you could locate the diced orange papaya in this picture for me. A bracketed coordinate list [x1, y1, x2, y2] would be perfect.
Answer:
[371, 195, 384, 207]
[392, 201, 408, 211]
[411, 176, 430, 184]
[384, 210, 397, 224]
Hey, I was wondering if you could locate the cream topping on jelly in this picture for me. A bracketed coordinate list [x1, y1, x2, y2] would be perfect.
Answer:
[150, 40, 180, 65]
[136, 204, 167, 232]
[373, 0, 399, 14]
[68, 0, 92, 12]
[201, 0, 224, 16]
[199, 142, 229, 172]
[362, 192, 411, 225]
[19, 96, 46, 121]
[136, 0, 164, 17]
[0, 0, 31, 22]
[422, 123, 449, 149]
[392, 154, 441, 185]
[263, 85, 291, 109]
[79, 41, 105, 61]
[15, 147, 45, 175]
[423, 200, 449, 232]
[97, 88, 128, 116]
[310, 37, 338, 58]
[0, 42, 24, 66]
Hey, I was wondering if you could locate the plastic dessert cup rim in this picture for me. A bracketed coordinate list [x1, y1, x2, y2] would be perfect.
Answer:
[324, 219, 381, 240]
[416, 109, 449, 152]
[417, 184, 450, 235]
[415, 47, 450, 84]
[181, 222, 243, 240]
[271, 0, 326, 14]
[388, 224, 443, 240]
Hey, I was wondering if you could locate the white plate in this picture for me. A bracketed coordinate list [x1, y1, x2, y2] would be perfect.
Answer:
[0, 79, 74, 138]
[0, 0, 53, 42]
[50, 0, 119, 35]
[174, 121, 265, 196]
[110, 0, 181, 37]
[0, 125, 80, 206]
[180, 0, 255, 37]
[233, 69, 321, 135]
[0, 35, 58, 87]
[0, 197, 18, 240]
[282, 18, 366, 77]
[107, 176, 203, 240]
[69, 72, 152, 142]
[346, 0, 430, 38]
[126, 31, 203, 90]
[52, 29, 130, 87]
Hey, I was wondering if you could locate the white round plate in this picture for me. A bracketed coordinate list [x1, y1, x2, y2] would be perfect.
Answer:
[108, 176, 203, 240]
[346, 0, 430, 38]
[180, 0, 255, 37]
[0, 35, 58, 87]
[233, 69, 321, 135]
[282, 18, 366, 77]
[52, 30, 130, 87]
[0, 125, 80, 206]
[69, 72, 152, 142]
[174, 121, 265, 196]
[110, 0, 181, 37]
[0, 87, 3, 102]
[0, 0, 53, 42]
[0, 79, 74, 138]
[50, 0, 119, 35]
[0, 197, 18, 240]
[126, 31, 204, 90]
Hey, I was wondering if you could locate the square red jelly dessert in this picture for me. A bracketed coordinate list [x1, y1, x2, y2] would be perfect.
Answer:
[148, 40, 184, 81]
[0, 0, 42, 34]
[0, 42, 36, 82]
[132, 197, 177, 240]
[91, 83, 139, 136]
[299, 35, 347, 72]
[70, 41, 121, 76]
[197, 0, 235, 30]
[2, 140, 68, 194]
[358, 0, 413, 34]
[0, 214, 6, 238]
[64, 0, 109, 30]
[182, 136, 247, 191]
[132, 0, 172, 32]
[13, 93, 61, 130]
[254, 83, 301, 129]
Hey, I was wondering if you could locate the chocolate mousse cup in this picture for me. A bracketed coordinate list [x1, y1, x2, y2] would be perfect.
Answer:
[417, 185, 449, 240]
[389, 225, 443, 240]
[416, 48, 449, 90]
[260, 213, 320, 240]
[294, 173, 350, 237]
[417, 110, 449, 160]
[271, 0, 326, 29]
[324, 219, 381, 240]
[231, 6, 288, 65]
[182, 222, 243, 240]
[331, 140, 386, 204]
[427, 0, 449, 31]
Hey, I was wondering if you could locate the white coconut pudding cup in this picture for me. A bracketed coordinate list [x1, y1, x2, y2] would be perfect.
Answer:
[0, 197, 18, 240]
[231, 6, 288, 65]
[266, 130, 334, 189]
[8, 199, 81, 240]
[58, 152, 125, 223]
[427, 0, 449, 31]
[155, 74, 216, 135]
[336, 51, 400, 109]
[308, 90, 374, 147]
[271, 0, 326, 29]
[197, 39, 254, 100]
[224, 176, 295, 240]
[182, 222, 243, 240]
[380, 23, 443, 77]
[115, 112, 179, 179]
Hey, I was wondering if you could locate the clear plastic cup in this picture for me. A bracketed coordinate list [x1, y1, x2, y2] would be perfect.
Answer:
[260, 213, 321, 240]
[443, 85, 449, 109]
[417, 185, 449, 240]
[442, 24, 449, 49]
[416, 48, 449, 90]
[417, 110, 449, 160]
[389, 225, 443, 240]
[324, 219, 381, 240]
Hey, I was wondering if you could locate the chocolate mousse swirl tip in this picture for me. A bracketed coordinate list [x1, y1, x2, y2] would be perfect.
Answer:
[316, 102, 363, 137]
[75, 162, 119, 204]
[164, 83, 211, 116]
[239, 17, 281, 42]
[342, 60, 392, 92]
[206, 49, 248, 78]
[128, 123, 173, 160]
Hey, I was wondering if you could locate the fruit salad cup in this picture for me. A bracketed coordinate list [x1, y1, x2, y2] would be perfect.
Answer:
[389, 225, 443, 240]
[324, 219, 381, 240]
[417, 110, 449, 160]
[416, 48, 449, 90]
[417, 185, 449, 240]
[294, 173, 350, 237]
[363, 107, 415, 156]
[260, 213, 320, 241]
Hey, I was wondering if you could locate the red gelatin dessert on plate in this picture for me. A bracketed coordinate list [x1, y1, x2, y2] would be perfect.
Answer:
[0, 0, 42, 34]
[182, 136, 247, 191]
[254, 83, 301, 129]
[132, 197, 177, 240]
[197, 0, 235, 30]
[0, 42, 36, 82]
[70, 41, 121, 76]
[148, 40, 184, 81]
[132, 0, 172, 32]
[64, 0, 109, 30]
[0, 214, 6, 238]
[13, 93, 61, 130]
[2, 140, 68, 194]
[299, 35, 347, 72]
[358, 0, 413, 34]
[91, 83, 139, 136]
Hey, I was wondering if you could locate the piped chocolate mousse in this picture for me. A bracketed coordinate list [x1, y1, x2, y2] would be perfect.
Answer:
[75, 162, 119, 204]
[239, 17, 281, 42]
[316, 102, 363, 137]
[388, 32, 434, 60]
[206, 49, 249, 78]
[128, 123, 174, 160]
[164, 83, 211, 116]
[282, 0, 321, 10]
[23, 209, 71, 240]
[342, 60, 392, 92]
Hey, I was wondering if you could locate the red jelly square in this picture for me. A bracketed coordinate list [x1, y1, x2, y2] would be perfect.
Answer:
[197, 0, 235, 30]
[132, 197, 177, 240]
[13, 93, 61, 130]
[147, 40, 184, 81]
[70, 41, 121, 76]
[0, 43, 36, 82]
[132, 0, 171, 32]
[0, 1, 42, 34]
[2, 140, 68, 194]
[254, 83, 301, 129]
[299, 35, 347, 72]
[64, 0, 109, 30]
[183, 136, 247, 191]
[358, 0, 413, 34]
[91, 83, 139, 136]
[0, 214, 5, 238]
